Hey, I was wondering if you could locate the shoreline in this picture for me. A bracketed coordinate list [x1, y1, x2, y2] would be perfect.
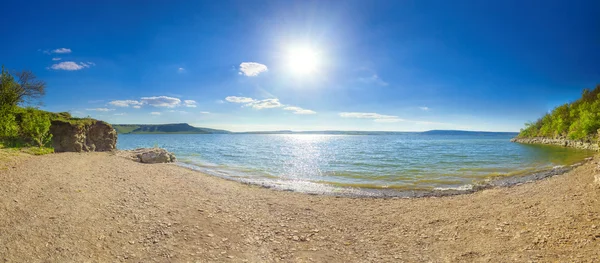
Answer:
[511, 137, 600, 151]
[176, 157, 593, 198]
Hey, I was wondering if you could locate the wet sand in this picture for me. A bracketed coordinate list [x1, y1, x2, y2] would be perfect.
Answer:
[1, 152, 600, 262]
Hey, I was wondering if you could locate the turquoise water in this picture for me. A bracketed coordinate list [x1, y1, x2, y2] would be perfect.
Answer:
[117, 133, 594, 192]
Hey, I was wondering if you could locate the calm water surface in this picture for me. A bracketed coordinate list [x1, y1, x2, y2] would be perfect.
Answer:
[117, 134, 594, 192]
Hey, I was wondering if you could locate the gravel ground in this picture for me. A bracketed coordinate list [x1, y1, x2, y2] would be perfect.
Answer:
[1, 152, 600, 262]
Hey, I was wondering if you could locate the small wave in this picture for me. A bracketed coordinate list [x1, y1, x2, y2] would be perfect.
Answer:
[433, 184, 474, 191]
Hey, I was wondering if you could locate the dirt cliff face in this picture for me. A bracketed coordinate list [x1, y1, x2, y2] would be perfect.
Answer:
[50, 120, 117, 152]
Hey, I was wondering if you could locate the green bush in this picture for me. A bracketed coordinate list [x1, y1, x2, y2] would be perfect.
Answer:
[0, 106, 19, 140]
[19, 107, 52, 147]
[519, 85, 600, 140]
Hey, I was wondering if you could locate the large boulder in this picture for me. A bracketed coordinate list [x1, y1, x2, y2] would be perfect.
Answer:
[117, 148, 176, 164]
[50, 120, 117, 152]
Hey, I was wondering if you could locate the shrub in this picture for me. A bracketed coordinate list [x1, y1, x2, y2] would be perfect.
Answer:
[0, 105, 19, 142]
[19, 107, 52, 147]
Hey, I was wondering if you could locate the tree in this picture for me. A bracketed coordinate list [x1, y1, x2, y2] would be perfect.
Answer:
[19, 107, 52, 147]
[0, 67, 20, 106]
[0, 66, 46, 106]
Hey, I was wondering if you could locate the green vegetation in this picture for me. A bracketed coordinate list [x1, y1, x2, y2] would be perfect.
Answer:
[0, 66, 53, 154]
[518, 85, 600, 140]
[113, 123, 230, 134]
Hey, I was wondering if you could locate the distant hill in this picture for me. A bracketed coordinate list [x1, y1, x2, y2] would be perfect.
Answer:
[422, 130, 518, 136]
[112, 123, 231, 134]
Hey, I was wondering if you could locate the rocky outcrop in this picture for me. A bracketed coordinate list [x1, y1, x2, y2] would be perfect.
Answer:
[510, 137, 600, 151]
[116, 148, 176, 164]
[50, 120, 117, 152]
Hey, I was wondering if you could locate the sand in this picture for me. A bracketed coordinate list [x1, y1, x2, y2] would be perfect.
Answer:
[1, 152, 600, 262]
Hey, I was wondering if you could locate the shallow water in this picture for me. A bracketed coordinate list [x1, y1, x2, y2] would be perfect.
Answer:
[117, 133, 594, 192]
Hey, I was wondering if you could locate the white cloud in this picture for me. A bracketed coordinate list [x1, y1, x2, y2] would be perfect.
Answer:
[132, 105, 142, 109]
[200, 111, 210, 114]
[183, 100, 197, 107]
[109, 100, 143, 107]
[150, 112, 161, 115]
[52, 48, 72, 54]
[50, 61, 93, 71]
[216, 100, 225, 104]
[52, 58, 62, 61]
[140, 96, 181, 108]
[226, 96, 256, 103]
[86, 108, 115, 112]
[239, 62, 268, 77]
[167, 110, 188, 114]
[283, 106, 316, 115]
[419, 106, 429, 111]
[249, 98, 282, 109]
[339, 112, 403, 123]
[339, 112, 398, 119]
[113, 113, 125, 116]
[358, 74, 388, 86]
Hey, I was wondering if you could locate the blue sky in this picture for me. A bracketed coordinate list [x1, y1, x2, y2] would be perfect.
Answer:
[1, 0, 598, 132]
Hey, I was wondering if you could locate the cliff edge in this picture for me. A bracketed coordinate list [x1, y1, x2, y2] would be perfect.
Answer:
[50, 119, 117, 152]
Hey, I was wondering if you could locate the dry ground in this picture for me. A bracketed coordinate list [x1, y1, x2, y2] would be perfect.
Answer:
[1, 152, 600, 262]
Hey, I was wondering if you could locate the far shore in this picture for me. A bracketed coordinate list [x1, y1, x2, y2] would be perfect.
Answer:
[1, 152, 600, 262]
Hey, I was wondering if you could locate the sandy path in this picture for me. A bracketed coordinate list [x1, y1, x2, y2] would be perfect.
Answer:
[1, 152, 600, 262]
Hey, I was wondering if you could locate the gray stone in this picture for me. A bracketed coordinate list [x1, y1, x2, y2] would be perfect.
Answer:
[510, 137, 600, 151]
[117, 148, 176, 164]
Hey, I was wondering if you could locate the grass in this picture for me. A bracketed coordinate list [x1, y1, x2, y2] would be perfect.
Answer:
[20, 147, 54, 155]
[1, 142, 54, 156]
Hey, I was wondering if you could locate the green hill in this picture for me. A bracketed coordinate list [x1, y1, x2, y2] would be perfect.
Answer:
[518, 84, 600, 140]
[112, 123, 230, 134]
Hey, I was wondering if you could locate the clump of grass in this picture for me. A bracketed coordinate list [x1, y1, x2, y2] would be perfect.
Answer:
[20, 147, 54, 155]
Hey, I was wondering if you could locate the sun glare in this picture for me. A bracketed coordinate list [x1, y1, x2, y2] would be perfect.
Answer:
[287, 47, 319, 75]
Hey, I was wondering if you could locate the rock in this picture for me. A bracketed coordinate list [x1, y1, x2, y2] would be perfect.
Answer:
[511, 137, 600, 151]
[50, 120, 117, 152]
[594, 174, 600, 187]
[117, 148, 176, 164]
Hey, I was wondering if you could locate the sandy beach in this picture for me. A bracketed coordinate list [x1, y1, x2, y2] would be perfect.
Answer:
[1, 152, 600, 262]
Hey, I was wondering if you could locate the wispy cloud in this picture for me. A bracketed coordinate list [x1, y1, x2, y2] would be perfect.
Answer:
[283, 106, 317, 114]
[86, 108, 115, 112]
[113, 113, 125, 116]
[419, 106, 430, 111]
[178, 67, 185, 73]
[339, 112, 402, 122]
[52, 48, 72, 54]
[132, 105, 141, 109]
[225, 96, 316, 114]
[249, 99, 282, 109]
[109, 100, 143, 107]
[226, 96, 256, 103]
[183, 100, 197, 107]
[141, 96, 181, 108]
[50, 61, 94, 71]
[167, 110, 188, 114]
[52, 58, 62, 61]
[358, 74, 388, 86]
[150, 112, 161, 115]
[239, 62, 268, 77]
[200, 111, 210, 114]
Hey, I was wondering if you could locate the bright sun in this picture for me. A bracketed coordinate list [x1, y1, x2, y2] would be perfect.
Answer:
[287, 47, 319, 75]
